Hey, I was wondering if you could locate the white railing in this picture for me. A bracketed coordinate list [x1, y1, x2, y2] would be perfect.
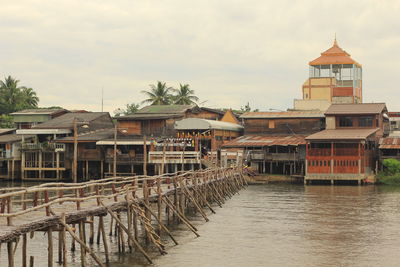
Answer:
[21, 143, 65, 151]
[148, 151, 201, 164]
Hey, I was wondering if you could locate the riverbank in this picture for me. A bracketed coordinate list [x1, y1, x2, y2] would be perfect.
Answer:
[245, 174, 302, 184]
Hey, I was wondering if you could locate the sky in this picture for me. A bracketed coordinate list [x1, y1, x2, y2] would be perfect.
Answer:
[1, 0, 400, 114]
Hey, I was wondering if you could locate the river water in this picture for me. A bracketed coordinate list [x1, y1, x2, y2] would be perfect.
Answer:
[3, 183, 400, 266]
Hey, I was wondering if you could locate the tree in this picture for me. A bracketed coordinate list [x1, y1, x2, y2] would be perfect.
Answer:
[0, 114, 13, 128]
[20, 87, 39, 108]
[114, 103, 141, 117]
[0, 76, 39, 114]
[141, 81, 173, 105]
[172, 83, 199, 105]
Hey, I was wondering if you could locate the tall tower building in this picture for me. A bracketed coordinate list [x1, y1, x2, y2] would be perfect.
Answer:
[294, 39, 362, 111]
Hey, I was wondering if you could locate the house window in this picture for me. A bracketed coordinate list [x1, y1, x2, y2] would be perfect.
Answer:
[339, 117, 353, 127]
[268, 120, 275, 129]
[84, 143, 97, 150]
[359, 117, 373, 127]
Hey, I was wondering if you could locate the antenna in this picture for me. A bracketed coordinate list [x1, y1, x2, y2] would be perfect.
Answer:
[101, 87, 104, 112]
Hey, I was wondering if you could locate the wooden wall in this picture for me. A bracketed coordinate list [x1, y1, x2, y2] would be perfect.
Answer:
[244, 118, 324, 135]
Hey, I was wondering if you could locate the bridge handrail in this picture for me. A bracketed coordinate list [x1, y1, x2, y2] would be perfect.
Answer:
[0, 167, 241, 224]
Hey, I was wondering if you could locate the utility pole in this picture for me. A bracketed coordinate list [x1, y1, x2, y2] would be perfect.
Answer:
[113, 124, 117, 177]
[73, 118, 78, 183]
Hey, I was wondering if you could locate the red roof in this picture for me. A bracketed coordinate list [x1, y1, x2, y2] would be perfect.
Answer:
[222, 135, 306, 148]
[380, 137, 400, 149]
[309, 39, 361, 67]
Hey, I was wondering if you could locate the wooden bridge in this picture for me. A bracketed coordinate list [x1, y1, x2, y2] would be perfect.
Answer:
[0, 167, 246, 267]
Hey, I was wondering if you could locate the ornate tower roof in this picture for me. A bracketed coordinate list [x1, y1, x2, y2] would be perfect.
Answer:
[309, 39, 361, 67]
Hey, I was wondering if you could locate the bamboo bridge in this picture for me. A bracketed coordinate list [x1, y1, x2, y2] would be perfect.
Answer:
[0, 167, 246, 267]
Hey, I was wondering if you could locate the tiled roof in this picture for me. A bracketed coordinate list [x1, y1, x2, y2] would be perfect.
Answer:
[379, 137, 400, 149]
[222, 135, 306, 148]
[306, 128, 379, 140]
[325, 103, 387, 115]
[240, 110, 324, 119]
[309, 39, 361, 67]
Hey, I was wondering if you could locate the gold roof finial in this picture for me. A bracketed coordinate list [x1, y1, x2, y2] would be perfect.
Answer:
[334, 33, 338, 46]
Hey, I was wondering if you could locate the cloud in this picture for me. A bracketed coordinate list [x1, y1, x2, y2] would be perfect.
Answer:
[1, 0, 400, 112]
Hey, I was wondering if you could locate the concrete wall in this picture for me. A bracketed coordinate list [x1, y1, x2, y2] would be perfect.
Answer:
[293, 99, 330, 111]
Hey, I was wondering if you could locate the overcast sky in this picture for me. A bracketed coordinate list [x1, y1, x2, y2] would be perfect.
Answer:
[1, 0, 400, 113]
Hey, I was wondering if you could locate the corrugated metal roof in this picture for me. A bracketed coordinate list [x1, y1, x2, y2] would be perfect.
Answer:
[175, 118, 243, 132]
[33, 112, 111, 129]
[55, 129, 114, 142]
[116, 113, 184, 120]
[379, 137, 400, 149]
[306, 128, 379, 140]
[137, 105, 195, 114]
[240, 111, 324, 119]
[11, 109, 67, 115]
[0, 128, 16, 135]
[325, 103, 387, 115]
[0, 134, 35, 144]
[222, 135, 306, 148]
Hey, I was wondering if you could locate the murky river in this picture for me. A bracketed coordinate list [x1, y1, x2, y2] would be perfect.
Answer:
[3, 183, 400, 266]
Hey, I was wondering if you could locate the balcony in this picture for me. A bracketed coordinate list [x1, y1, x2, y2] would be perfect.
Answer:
[21, 143, 65, 152]
[105, 153, 144, 163]
[148, 151, 201, 164]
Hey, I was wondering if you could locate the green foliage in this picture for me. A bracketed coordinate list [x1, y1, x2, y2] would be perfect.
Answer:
[0, 114, 14, 128]
[172, 84, 199, 105]
[377, 174, 400, 185]
[114, 103, 140, 117]
[377, 159, 400, 185]
[382, 158, 400, 175]
[0, 76, 39, 114]
[141, 81, 173, 105]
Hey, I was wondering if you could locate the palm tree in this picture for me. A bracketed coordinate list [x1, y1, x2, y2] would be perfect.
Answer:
[20, 87, 39, 108]
[141, 81, 173, 105]
[0, 76, 40, 113]
[172, 84, 199, 105]
[0, 76, 24, 113]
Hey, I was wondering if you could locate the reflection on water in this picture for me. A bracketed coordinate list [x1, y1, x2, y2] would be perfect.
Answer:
[2, 183, 400, 266]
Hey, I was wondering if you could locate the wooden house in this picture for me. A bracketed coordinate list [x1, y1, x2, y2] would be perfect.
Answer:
[10, 109, 69, 129]
[115, 105, 226, 137]
[16, 112, 114, 181]
[305, 103, 388, 184]
[0, 129, 35, 179]
[222, 111, 324, 175]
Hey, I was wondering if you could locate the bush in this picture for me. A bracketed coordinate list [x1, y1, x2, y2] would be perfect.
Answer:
[382, 158, 400, 176]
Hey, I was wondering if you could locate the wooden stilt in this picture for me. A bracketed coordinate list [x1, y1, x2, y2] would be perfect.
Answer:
[22, 234, 27, 267]
[100, 202, 153, 264]
[99, 216, 109, 264]
[61, 213, 67, 267]
[79, 221, 87, 267]
[50, 210, 105, 267]
[48, 228, 53, 267]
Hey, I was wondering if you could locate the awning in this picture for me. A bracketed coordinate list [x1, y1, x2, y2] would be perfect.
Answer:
[96, 140, 152, 145]
[222, 135, 306, 148]
[16, 129, 72, 135]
